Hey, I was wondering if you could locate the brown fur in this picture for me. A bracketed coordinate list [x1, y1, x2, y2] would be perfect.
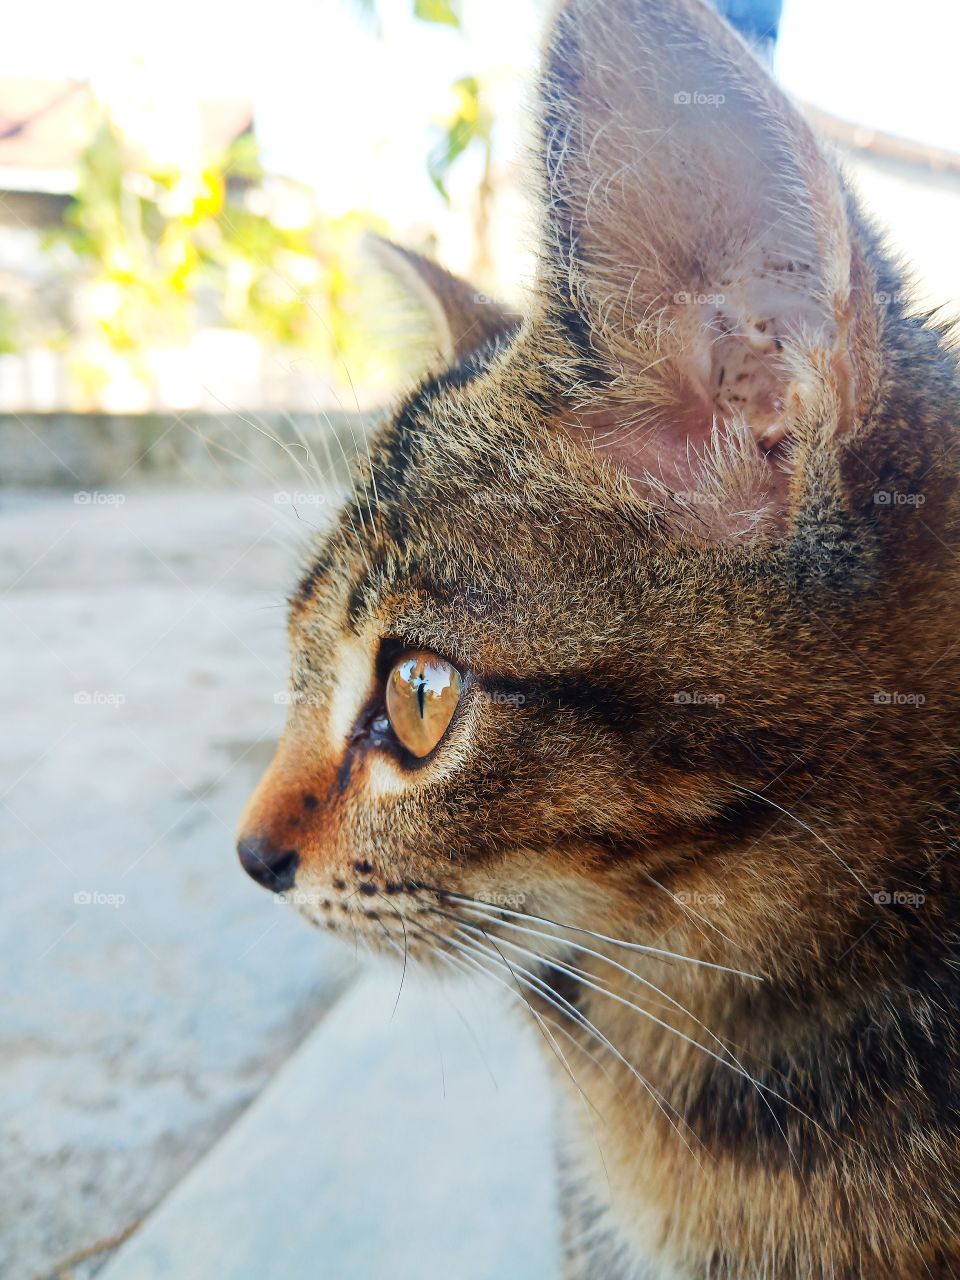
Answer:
[238, 2, 960, 1275]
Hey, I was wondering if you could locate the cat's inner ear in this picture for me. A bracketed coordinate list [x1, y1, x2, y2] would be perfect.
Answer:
[529, 0, 879, 535]
[369, 237, 517, 366]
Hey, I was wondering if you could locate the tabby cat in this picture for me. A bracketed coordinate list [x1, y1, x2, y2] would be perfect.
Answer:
[237, 0, 960, 1275]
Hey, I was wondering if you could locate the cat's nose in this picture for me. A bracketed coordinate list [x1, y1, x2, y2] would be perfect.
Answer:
[237, 836, 299, 892]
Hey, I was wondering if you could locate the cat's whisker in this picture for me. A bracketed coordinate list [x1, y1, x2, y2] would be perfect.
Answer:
[431, 903, 753, 1067]
[642, 873, 742, 948]
[450, 923, 706, 1166]
[447, 911, 801, 1170]
[437, 891, 764, 980]
[441, 909, 831, 1155]
[732, 784, 871, 896]
[430, 903, 640, 996]
[408, 920, 603, 1125]
[424, 922, 678, 1192]
[373, 908, 409, 1019]
[426, 930, 624, 1188]
[457, 919, 754, 1083]
[205, 393, 329, 495]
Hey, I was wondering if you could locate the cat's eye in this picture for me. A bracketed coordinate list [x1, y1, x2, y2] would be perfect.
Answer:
[385, 650, 462, 758]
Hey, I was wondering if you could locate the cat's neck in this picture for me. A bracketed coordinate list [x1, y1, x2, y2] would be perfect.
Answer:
[538, 894, 960, 1279]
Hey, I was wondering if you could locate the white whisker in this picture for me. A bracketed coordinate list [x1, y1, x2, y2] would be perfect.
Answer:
[442, 892, 763, 980]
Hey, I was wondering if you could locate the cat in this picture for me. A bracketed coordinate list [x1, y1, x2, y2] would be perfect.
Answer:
[236, 0, 960, 1275]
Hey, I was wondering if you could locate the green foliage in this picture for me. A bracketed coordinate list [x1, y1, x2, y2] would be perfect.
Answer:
[413, 0, 461, 26]
[0, 297, 17, 355]
[41, 114, 403, 392]
[427, 74, 492, 202]
[52, 120, 308, 351]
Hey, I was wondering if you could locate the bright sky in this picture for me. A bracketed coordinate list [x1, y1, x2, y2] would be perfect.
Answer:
[4, 0, 958, 224]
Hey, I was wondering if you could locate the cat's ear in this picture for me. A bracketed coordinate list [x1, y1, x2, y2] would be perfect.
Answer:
[526, 0, 882, 537]
[369, 237, 518, 366]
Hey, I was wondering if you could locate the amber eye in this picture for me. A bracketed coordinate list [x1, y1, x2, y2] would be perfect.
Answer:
[385, 649, 462, 758]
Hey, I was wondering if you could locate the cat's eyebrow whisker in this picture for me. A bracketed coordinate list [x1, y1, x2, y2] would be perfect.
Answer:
[206, 393, 329, 496]
[458, 927, 707, 1166]
[438, 892, 764, 981]
[314, 414, 373, 572]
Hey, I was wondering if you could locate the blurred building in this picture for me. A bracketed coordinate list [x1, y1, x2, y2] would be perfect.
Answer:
[0, 81, 256, 412]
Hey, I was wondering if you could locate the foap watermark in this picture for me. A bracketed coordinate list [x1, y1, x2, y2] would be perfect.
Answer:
[477, 690, 527, 709]
[672, 690, 726, 706]
[274, 491, 326, 507]
[873, 691, 925, 707]
[274, 690, 324, 708]
[475, 890, 527, 909]
[873, 890, 926, 908]
[74, 889, 126, 908]
[469, 491, 525, 508]
[74, 490, 125, 506]
[674, 290, 726, 307]
[873, 489, 925, 507]
[74, 690, 126, 707]
[676, 890, 726, 908]
[274, 890, 324, 909]
[673, 89, 725, 108]
[674, 490, 721, 508]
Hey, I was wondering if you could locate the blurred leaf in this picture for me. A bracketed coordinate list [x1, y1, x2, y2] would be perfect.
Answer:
[414, 0, 461, 27]
[427, 74, 490, 200]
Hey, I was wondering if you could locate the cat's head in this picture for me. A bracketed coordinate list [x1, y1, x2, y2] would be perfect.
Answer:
[237, 0, 960, 985]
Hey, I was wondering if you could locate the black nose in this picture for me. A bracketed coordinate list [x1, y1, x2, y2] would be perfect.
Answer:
[237, 837, 299, 892]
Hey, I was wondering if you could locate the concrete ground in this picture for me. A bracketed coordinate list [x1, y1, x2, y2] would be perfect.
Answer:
[0, 487, 556, 1280]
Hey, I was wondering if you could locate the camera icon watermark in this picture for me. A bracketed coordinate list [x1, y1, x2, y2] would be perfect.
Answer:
[676, 890, 726, 907]
[873, 890, 925, 907]
[74, 889, 126, 908]
[274, 690, 323, 708]
[475, 890, 527, 909]
[274, 890, 323, 908]
[674, 489, 721, 508]
[74, 491, 126, 506]
[873, 691, 925, 707]
[674, 90, 726, 108]
[478, 690, 527, 708]
[74, 691, 126, 707]
[274, 491, 326, 507]
[674, 290, 726, 306]
[873, 490, 925, 506]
